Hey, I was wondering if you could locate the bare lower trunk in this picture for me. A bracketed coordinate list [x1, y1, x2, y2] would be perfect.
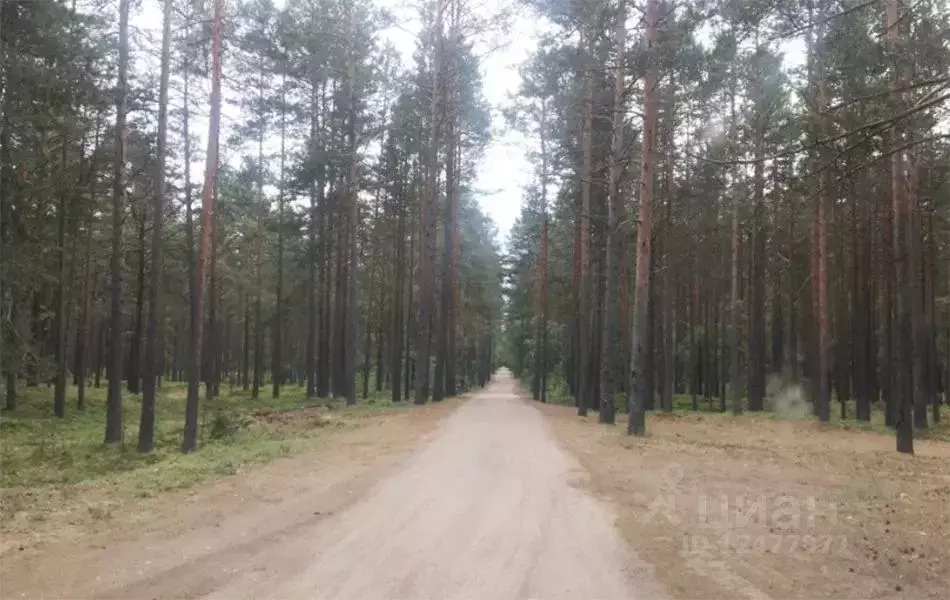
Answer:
[405, 220, 415, 402]
[105, 0, 131, 444]
[252, 220, 264, 399]
[53, 141, 68, 418]
[139, 0, 171, 451]
[390, 169, 406, 403]
[344, 16, 359, 407]
[886, 0, 913, 453]
[749, 72, 766, 412]
[539, 217, 549, 403]
[434, 79, 456, 403]
[577, 36, 592, 417]
[128, 212, 146, 396]
[414, 0, 445, 405]
[272, 75, 286, 399]
[306, 70, 319, 398]
[909, 169, 927, 429]
[628, 0, 659, 436]
[183, 0, 222, 453]
[599, 10, 624, 424]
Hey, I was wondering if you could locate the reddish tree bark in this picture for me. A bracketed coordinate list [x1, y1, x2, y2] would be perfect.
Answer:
[183, 0, 223, 453]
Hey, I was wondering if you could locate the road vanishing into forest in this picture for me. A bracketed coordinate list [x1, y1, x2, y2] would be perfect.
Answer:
[5, 371, 645, 600]
[198, 370, 640, 600]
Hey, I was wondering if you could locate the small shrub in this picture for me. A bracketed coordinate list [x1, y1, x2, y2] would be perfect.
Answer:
[209, 412, 241, 440]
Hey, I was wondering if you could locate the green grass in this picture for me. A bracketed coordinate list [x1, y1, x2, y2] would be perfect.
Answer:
[0, 380, 412, 498]
[525, 378, 950, 443]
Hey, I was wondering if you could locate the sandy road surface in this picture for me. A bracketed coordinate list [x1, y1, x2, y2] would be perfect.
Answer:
[3, 372, 647, 600]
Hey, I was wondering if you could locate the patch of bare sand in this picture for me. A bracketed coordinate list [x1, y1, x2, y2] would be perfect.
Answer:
[0, 399, 460, 599]
[537, 403, 950, 600]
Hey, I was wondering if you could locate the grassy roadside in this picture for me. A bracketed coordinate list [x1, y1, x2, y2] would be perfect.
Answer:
[0, 380, 428, 533]
[534, 380, 950, 443]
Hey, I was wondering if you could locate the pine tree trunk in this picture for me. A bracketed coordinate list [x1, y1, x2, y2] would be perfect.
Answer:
[182, 54, 196, 377]
[94, 319, 103, 388]
[647, 248, 657, 411]
[316, 82, 330, 399]
[944, 241, 949, 420]
[415, 0, 445, 405]
[251, 67, 267, 401]
[346, 204, 358, 406]
[887, 0, 913, 453]
[788, 191, 798, 380]
[749, 63, 766, 412]
[306, 71, 319, 399]
[660, 87, 674, 413]
[376, 301, 386, 392]
[375, 206, 387, 394]
[139, 0, 171, 451]
[880, 173, 896, 425]
[864, 191, 878, 412]
[909, 161, 927, 429]
[433, 78, 456, 403]
[344, 14, 359, 408]
[0, 34, 11, 411]
[333, 213, 348, 397]
[272, 73, 286, 399]
[1, 82, 16, 411]
[540, 217, 549, 403]
[405, 216, 415, 401]
[105, 0, 131, 444]
[532, 219, 542, 400]
[446, 139, 461, 397]
[362, 270, 373, 400]
[853, 180, 871, 422]
[76, 143, 97, 410]
[806, 9, 831, 423]
[183, 0, 222, 453]
[53, 139, 68, 418]
[206, 227, 217, 399]
[363, 195, 379, 400]
[128, 208, 146, 396]
[390, 160, 406, 403]
[727, 77, 742, 416]
[925, 210, 939, 424]
[599, 10, 624, 424]
[4, 299, 16, 410]
[318, 202, 331, 397]
[628, 0, 659, 436]
[242, 293, 250, 390]
[577, 31, 593, 417]
[835, 195, 850, 418]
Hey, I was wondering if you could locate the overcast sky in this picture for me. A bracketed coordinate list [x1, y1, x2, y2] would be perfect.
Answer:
[378, 0, 540, 244]
[133, 0, 536, 246]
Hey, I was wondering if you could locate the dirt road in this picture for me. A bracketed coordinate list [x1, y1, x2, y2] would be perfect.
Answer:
[3, 371, 648, 599]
